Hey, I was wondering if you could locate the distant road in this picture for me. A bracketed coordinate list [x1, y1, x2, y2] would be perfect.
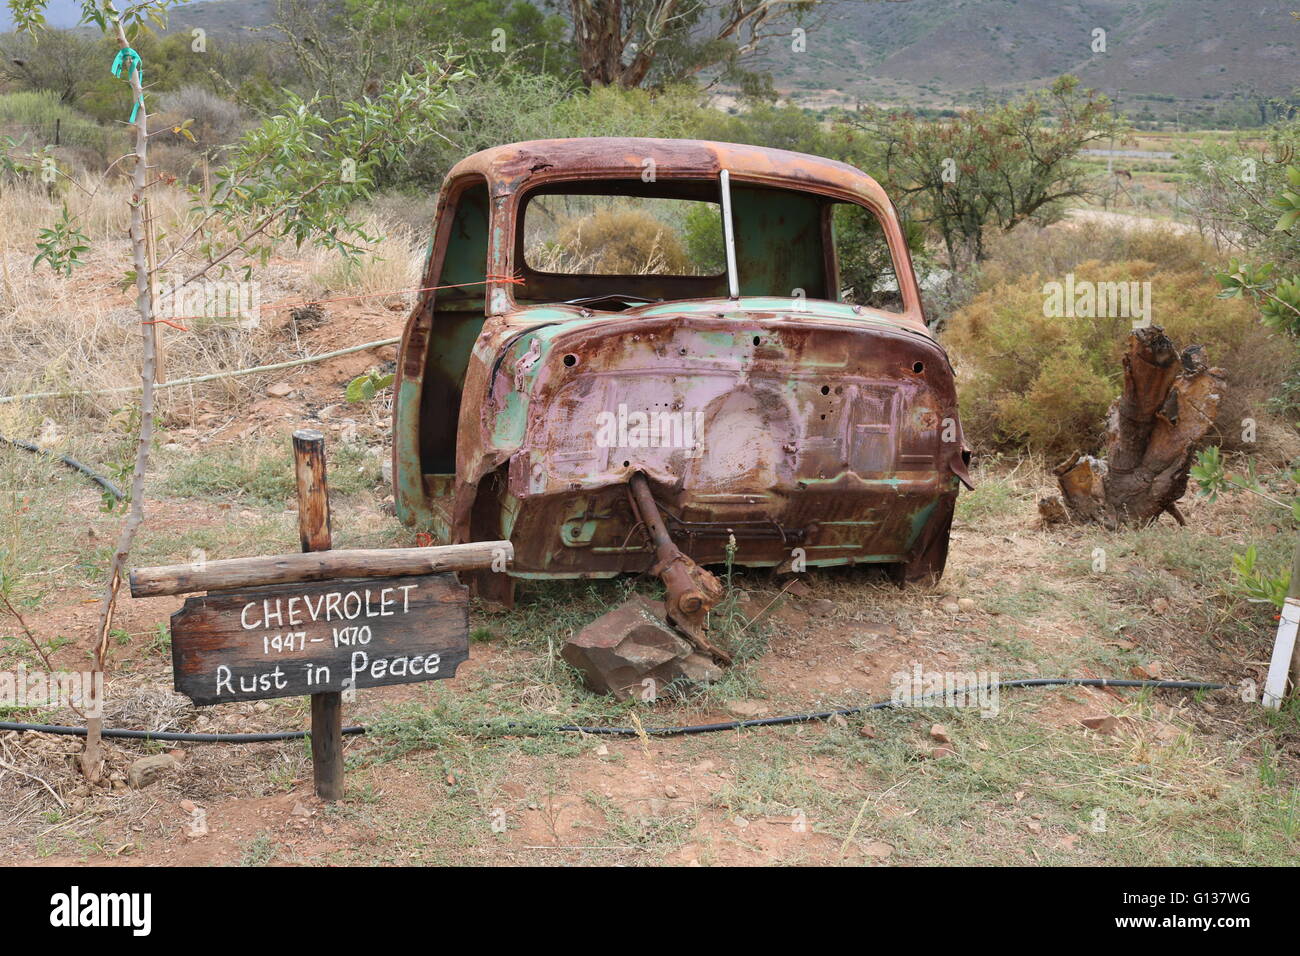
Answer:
[1082, 148, 1176, 160]
[1066, 207, 1200, 236]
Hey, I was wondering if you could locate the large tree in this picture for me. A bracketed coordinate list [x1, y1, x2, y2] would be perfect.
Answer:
[0, 26, 103, 104]
[851, 76, 1129, 270]
[568, 0, 831, 89]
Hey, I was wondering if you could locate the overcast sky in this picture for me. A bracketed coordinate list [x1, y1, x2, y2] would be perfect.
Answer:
[0, 0, 86, 30]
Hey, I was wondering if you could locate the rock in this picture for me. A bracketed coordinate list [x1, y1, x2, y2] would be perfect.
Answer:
[931, 746, 957, 759]
[128, 754, 177, 789]
[677, 652, 724, 685]
[664, 785, 680, 799]
[561, 595, 721, 699]
[725, 700, 769, 718]
[266, 382, 294, 398]
[929, 723, 951, 744]
[858, 723, 877, 739]
[957, 598, 976, 612]
[862, 841, 894, 859]
[1132, 661, 1163, 680]
[1151, 597, 1170, 615]
[783, 578, 813, 597]
[1080, 715, 1119, 734]
[941, 601, 961, 614]
[1153, 721, 1180, 742]
[804, 598, 836, 617]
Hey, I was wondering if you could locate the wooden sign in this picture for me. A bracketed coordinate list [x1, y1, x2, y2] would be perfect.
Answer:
[170, 573, 469, 706]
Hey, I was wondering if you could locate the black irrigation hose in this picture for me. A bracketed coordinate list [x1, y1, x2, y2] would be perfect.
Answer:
[0, 678, 1227, 743]
[0, 435, 125, 500]
[0, 721, 358, 743]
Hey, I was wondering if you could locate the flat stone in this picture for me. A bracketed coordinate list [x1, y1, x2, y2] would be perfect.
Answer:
[724, 699, 769, 718]
[562, 594, 721, 699]
[128, 753, 177, 789]
[1080, 715, 1119, 734]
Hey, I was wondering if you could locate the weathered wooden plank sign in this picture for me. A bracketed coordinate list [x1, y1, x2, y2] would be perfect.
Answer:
[170, 573, 469, 706]
[133, 429, 510, 801]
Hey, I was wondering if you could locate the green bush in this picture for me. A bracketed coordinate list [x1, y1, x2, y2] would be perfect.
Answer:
[944, 258, 1295, 460]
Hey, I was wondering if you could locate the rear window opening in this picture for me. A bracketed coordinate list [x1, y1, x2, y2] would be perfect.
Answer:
[523, 193, 724, 277]
[510, 179, 906, 313]
[830, 202, 905, 313]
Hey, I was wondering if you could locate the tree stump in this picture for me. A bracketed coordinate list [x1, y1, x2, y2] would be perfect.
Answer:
[1040, 326, 1226, 529]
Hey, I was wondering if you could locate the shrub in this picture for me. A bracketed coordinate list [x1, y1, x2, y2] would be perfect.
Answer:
[156, 86, 245, 150]
[944, 259, 1295, 460]
[978, 220, 1223, 289]
[682, 203, 725, 275]
[548, 209, 692, 275]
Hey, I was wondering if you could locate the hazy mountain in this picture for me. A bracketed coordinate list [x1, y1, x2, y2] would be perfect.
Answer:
[4, 0, 1293, 120]
[767, 0, 1295, 116]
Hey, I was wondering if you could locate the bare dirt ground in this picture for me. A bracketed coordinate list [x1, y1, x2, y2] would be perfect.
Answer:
[1, 296, 1298, 867]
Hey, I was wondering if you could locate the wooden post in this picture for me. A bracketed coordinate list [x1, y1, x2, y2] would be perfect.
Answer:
[293, 429, 344, 801]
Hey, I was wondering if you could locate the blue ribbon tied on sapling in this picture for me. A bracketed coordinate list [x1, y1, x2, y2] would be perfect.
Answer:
[110, 47, 145, 123]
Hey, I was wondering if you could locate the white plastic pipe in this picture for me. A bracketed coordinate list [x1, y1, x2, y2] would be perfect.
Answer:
[1262, 596, 1300, 708]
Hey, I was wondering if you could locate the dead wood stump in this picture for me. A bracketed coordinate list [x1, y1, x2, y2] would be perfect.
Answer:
[1040, 326, 1226, 529]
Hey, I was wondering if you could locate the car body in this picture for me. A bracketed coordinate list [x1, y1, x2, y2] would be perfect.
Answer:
[392, 137, 970, 609]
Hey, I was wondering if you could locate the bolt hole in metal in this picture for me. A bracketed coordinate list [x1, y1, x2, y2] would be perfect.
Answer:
[913, 361, 924, 374]
[563, 353, 578, 367]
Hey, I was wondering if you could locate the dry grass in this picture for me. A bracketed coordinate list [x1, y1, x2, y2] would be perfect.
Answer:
[302, 215, 423, 310]
[0, 183, 419, 444]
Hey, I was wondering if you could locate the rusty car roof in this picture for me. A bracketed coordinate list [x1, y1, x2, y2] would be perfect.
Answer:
[446, 137, 894, 208]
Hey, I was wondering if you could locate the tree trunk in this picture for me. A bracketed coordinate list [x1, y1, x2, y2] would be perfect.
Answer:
[1041, 326, 1226, 529]
[82, 9, 156, 783]
[571, 0, 627, 88]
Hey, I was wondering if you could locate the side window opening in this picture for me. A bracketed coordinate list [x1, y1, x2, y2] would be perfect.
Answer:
[831, 203, 904, 313]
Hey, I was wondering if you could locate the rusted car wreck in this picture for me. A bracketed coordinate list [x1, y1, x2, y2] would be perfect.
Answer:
[392, 137, 970, 673]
